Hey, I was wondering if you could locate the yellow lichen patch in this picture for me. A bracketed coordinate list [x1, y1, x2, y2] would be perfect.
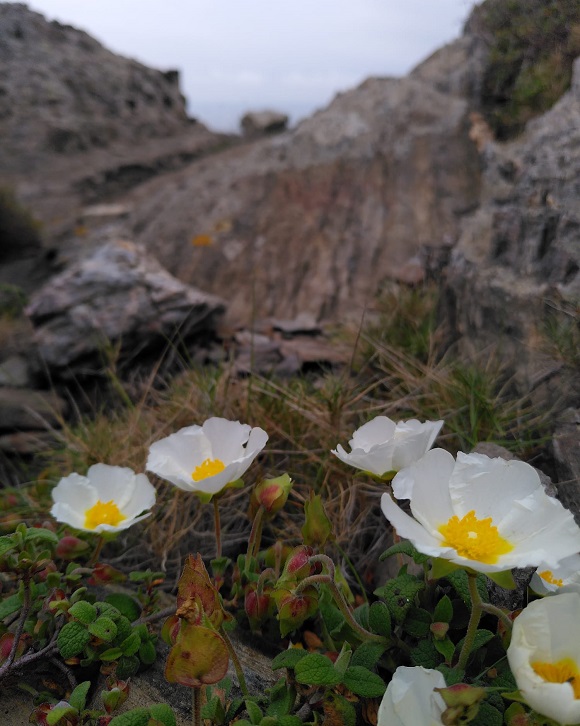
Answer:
[191, 234, 213, 247]
[84, 500, 126, 529]
[539, 570, 564, 587]
[532, 658, 580, 698]
[438, 509, 513, 564]
[192, 458, 225, 482]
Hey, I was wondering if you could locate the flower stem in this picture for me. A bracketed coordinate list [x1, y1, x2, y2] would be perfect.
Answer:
[192, 686, 201, 726]
[88, 535, 105, 567]
[219, 626, 249, 696]
[296, 574, 387, 645]
[246, 505, 264, 568]
[481, 602, 514, 633]
[213, 498, 222, 559]
[457, 572, 483, 673]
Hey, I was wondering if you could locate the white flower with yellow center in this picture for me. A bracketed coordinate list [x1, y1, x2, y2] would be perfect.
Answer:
[377, 666, 445, 726]
[382, 449, 580, 573]
[332, 416, 443, 479]
[51, 464, 156, 533]
[507, 593, 580, 725]
[146, 417, 268, 497]
[530, 554, 580, 596]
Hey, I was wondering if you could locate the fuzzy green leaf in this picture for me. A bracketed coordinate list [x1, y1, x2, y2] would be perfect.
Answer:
[120, 632, 141, 657]
[202, 696, 225, 724]
[138, 639, 157, 665]
[108, 708, 153, 726]
[318, 586, 346, 636]
[410, 639, 443, 669]
[57, 621, 91, 659]
[350, 641, 386, 670]
[375, 573, 425, 624]
[294, 653, 341, 687]
[446, 570, 488, 606]
[0, 535, 17, 558]
[25, 528, 58, 545]
[99, 646, 124, 662]
[352, 602, 370, 630]
[341, 666, 386, 697]
[68, 681, 91, 711]
[116, 654, 140, 679]
[266, 678, 296, 718]
[469, 701, 503, 726]
[378, 540, 429, 565]
[403, 607, 432, 638]
[105, 593, 142, 622]
[456, 629, 496, 657]
[68, 601, 97, 625]
[148, 704, 176, 726]
[433, 595, 453, 623]
[0, 593, 21, 621]
[88, 616, 117, 642]
[433, 637, 455, 664]
[368, 601, 392, 637]
[271, 649, 308, 671]
[245, 699, 263, 724]
[46, 704, 78, 725]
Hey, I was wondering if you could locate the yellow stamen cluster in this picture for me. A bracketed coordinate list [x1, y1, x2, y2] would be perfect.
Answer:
[84, 500, 126, 530]
[539, 570, 564, 587]
[438, 509, 513, 564]
[532, 658, 580, 699]
[192, 458, 225, 482]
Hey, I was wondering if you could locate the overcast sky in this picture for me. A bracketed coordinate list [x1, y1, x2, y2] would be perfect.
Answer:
[10, 0, 478, 131]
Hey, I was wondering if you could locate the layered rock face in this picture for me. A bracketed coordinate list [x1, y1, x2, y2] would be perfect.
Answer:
[124, 45, 485, 324]
[0, 3, 189, 172]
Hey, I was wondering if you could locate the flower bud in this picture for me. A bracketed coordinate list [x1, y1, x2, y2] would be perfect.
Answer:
[245, 585, 273, 629]
[430, 621, 449, 640]
[435, 683, 486, 725]
[249, 473, 293, 519]
[301, 492, 333, 547]
[88, 563, 127, 585]
[56, 536, 91, 560]
[273, 586, 318, 637]
[281, 545, 316, 582]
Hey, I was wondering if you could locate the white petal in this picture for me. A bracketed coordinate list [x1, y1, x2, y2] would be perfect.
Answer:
[86, 463, 136, 509]
[391, 420, 444, 471]
[120, 474, 156, 518]
[331, 441, 396, 476]
[202, 417, 252, 461]
[378, 666, 445, 726]
[51, 474, 97, 511]
[381, 493, 452, 559]
[147, 426, 210, 484]
[350, 416, 396, 450]
[50, 501, 86, 529]
[405, 449, 455, 532]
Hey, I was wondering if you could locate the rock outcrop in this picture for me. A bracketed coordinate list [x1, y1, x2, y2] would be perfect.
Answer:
[25, 240, 226, 371]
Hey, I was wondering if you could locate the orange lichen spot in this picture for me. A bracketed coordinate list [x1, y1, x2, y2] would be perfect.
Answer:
[191, 234, 213, 247]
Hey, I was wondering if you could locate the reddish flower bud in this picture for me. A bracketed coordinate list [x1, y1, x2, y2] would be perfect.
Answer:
[249, 474, 293, 518]
[430, 621, 450, 640]
[281, 545, 316, 582]
[56, 536, 91, 560]
[88, 563, 127, 585]
[245, 585, 273, 629]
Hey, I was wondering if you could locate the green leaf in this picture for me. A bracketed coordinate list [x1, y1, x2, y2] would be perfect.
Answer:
[294, 653, 341, 687]
[96, 602, 122, 620]
[333, 642, 352, 677]
[149, 704, 177, 726]
[469, 700, 503, 726]
[25, 528, 59, 546]
[68, 680, 91, 711]
[57, 621, 92, 659]
[108, 708, 152, 726]
[318, 585, 346, 637]
[456, 629, 496, 657]
[0, 535, 17, 558]
[116, 654, 140, 679]
[99, 646, 124, 661]
[115, 615, 133, 642]
[486, 569, 516, 590]
[436, 664, 465, 685]
[245, 699, 263, 724]
[378, 540, 429, 565]
[0, 593, 22, 621]
[350, 641, 386, 670]
[368, 601, 392, 637]
[105, 593, 142, 622]
[46, 704, 79, 725]
[266, 678, 296, 718]
[202, 696, 225, 724]
[278, 717, 303, 726]
[403, 607, 432, 638]
[271, 649, 308, 671]
[375, 573, 425, 624]
[430, 557, 460, 580]
[88, 616, 117, 642]
[446, 570, 488, 606]
[138, 639, 157, 665]
[433, 595, 453, 623]
[68, 601, 97, 625]
[410, 639, 443, 669]
[434, 637, 455, 664]
[341, 666, 386, 698]
[120, 632, 141, 657]
[352, 602, 370, 630]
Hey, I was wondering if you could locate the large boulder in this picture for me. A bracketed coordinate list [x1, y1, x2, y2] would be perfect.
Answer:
[25, 240, 226, 372]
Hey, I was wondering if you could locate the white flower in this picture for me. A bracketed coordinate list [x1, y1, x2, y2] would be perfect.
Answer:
[377, 666, 445, 726]
[331, 416, 443, 478]
[382, 449, 580, 573]
[530, 554, 580, 596]
[51, 463, 156, 533]
[146, 417, 268, 497]
[507, 593, 580, 725]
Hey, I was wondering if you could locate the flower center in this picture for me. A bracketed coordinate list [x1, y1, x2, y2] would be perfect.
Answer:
[539, 570, 564, 587]
[84, 500, 126, 529]
[532, 658, 580, 698]
[191, 458, 225, 481]
[438, 509, 513, 564]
